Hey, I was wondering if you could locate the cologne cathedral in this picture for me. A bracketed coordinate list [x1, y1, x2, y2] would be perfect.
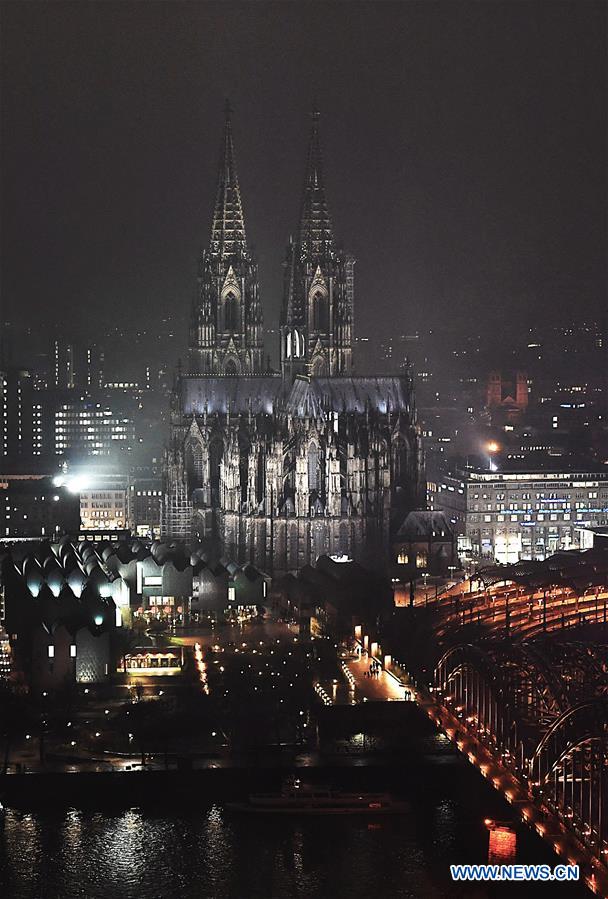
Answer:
[161, 105, 425, 575]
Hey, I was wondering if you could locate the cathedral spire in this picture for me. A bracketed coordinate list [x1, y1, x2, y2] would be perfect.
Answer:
[191, 102, 263, 375]
[298, 106, 334, 258]
[209, 100, 247, 259]
[281, 106, 354, 379]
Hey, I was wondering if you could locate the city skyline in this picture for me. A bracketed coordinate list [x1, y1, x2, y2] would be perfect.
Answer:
[1, 6, 607, 896]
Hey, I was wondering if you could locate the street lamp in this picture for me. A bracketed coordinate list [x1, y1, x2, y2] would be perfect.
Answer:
[486, 441, 500, 472]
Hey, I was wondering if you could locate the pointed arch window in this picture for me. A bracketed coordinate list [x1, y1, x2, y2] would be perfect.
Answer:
[190, 440, 205, 481]
[240, 442, 249, 505]
[311, 355, 327, 377]
[312, 291, 329, 332]
[313, 522, 327, 562]
[393, 438, 408, 483]
[224, 292, 239, 331]
[294, 329, 304, 357]
[286, 328, 305, 359]
[308, 442, 320, 493]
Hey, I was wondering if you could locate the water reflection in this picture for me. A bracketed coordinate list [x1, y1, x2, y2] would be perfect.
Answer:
[0, 795, 590, 899]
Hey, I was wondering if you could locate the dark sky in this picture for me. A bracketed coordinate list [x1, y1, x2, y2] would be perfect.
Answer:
[1, 1, 606, 359]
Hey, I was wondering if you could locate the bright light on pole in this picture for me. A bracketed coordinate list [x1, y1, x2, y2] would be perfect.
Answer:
[486, 441, 500, 471]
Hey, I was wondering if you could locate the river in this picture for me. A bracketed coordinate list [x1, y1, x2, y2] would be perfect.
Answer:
[0, 756, 589, 898]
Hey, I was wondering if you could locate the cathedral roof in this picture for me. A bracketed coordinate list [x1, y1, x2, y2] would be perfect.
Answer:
[181, 374, 412, 417]
[181, 375, 283, 415]
[315, 376, 412, 413]
[209, 102, 248, 259]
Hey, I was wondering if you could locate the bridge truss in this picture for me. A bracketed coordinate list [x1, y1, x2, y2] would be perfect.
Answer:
[434, 639, 608, 860]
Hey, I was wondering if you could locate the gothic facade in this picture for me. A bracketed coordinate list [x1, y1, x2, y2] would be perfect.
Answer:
[161, 106, 425, 575]
[188, 105, 264, 376]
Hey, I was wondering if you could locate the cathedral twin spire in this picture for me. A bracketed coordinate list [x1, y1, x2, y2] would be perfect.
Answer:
[209, 101, 335, 264]
[189, 103, 353, 378]
[210, 101, 334, 261]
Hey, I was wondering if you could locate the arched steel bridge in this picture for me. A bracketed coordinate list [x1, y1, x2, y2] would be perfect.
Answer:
[388, 546, 608, 889]
[433, 637, 608, 873]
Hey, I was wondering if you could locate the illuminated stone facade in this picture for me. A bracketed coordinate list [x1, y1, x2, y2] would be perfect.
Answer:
[162, 107, 425, 574]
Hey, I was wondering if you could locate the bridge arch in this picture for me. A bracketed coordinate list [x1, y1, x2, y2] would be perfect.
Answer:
[434, 642, 571, 765]
[434, 644, 514, 755]
[530, 698, 608, 854]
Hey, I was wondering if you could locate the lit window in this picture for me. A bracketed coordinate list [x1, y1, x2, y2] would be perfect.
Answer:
[70, 644, 77, 658]
[48, 645, 55, 659]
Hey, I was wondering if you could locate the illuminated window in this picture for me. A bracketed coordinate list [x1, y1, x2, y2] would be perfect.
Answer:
[48, 645, 55, 659]
[397, 551, 409, 565]
[415, 552, 427, 569]
[308, 442, 319, 492]
[144, 576, 163, 587]
[69, 644, 77, 658]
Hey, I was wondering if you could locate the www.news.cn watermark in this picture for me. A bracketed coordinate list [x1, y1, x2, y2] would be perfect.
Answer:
[451, 863, 579, 882]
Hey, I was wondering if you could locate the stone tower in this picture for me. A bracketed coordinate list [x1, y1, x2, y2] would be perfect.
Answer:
[281, 109, 355, 379]
[189, 103, 264, 375]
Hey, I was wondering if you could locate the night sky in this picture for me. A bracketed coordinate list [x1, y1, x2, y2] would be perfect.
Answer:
[1, 1, 606, 358]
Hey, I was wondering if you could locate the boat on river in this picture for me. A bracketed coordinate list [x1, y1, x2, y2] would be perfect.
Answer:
[227, 779, 408, 815]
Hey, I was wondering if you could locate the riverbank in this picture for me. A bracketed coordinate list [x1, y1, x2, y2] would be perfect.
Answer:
[0, 749, 468, 808]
